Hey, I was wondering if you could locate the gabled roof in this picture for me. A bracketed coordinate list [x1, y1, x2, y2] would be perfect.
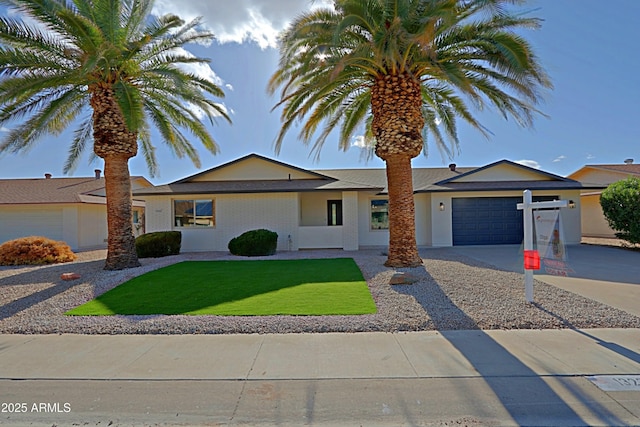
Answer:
[173, 153, 334, 183]
[436, 159, 574, 185]
[586, 164, 640, 175]
[568, 164, 640, 181]
[567, 163, 640, 190]
[134, 154, 582, 197]
[316, 167, 476, 193]
[134, 178, 382, 196]
[136, 153, 383, 195]
[0, 176, 151, 205]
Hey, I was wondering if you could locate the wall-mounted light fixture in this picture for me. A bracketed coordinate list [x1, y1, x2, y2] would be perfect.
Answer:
[568, 200, 576, 209]
[439, 202, 445, 211]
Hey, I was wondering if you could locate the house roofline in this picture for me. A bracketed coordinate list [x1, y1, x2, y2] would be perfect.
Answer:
[415, 185, 583, 194]
[135, 187, 384, 196]
[172, 153, 335, 184]
[435, 159, 576, 185]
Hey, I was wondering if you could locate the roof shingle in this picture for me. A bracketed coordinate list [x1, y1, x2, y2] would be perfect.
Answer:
[0, 177, 108, 204]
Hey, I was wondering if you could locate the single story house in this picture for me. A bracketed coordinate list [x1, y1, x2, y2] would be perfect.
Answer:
[567, 160, 640, 238]
[134, 153, 583, 252]
[0, 170, 151, 250]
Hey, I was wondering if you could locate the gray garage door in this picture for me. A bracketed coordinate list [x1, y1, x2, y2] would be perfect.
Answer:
[0, 209, 63, 244]
[452, 197, 523, 245]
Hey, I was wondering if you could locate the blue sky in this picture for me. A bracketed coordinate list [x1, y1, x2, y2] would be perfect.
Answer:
[1, 0, 638, 184]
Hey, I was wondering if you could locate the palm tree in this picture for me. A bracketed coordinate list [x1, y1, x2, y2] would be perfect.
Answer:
[268, 0, 551, 267]
[0, 0, 230, 270]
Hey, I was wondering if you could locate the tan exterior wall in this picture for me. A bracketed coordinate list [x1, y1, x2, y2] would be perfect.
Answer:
[141, 188, 582, 251]
[414, 193, 432, 246]
[581, 194, 615, 237]
[299, 191, 343, 226]
[431, 194, 453, 246]
[144, 193, 299, 252]
[356, 192, 431, 248]
[569, 168, 638, 237]
[455, 164, 553, 182]
[342, 191, 359, 250]
[77, 204, 108, 250]
[191, 157, 320, 182]
[357, 193, 390, 247]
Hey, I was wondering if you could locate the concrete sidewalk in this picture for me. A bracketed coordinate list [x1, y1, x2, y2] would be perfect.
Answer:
[1, 330, 639, 381]
[1, 329, 639, 426]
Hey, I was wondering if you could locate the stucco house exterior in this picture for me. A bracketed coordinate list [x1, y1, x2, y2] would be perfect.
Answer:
[567, 161, 640, 238]
[134, 154, 583, 252]
[0, 170, 152, 250]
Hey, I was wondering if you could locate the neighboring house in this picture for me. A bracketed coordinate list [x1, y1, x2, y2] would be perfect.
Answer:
[134, 153, 583, 252]
[567, 161, 640, 238]
[0, 170, 152, 250]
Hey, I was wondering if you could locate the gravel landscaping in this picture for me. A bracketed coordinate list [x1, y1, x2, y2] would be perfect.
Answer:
[1, 248, 639, 334]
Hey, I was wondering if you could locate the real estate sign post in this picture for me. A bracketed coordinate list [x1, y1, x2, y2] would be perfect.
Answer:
[517, 190, 568, 303]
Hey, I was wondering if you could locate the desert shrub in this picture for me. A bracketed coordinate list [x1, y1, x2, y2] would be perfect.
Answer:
[0, 236, 77, 266]
[228, 229, 278, 256]
[135, 231, 182, 258]
[600, 177, 640, 245]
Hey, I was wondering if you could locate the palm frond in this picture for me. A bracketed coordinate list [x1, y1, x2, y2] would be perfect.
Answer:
[63, 115, 93, 174]
[270, 0, 551, 160]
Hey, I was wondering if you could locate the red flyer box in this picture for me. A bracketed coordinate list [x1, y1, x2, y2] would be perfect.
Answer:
[524, 250, 540, 270]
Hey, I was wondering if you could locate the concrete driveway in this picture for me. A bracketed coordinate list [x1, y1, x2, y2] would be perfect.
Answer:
[445, 244, 640, 317]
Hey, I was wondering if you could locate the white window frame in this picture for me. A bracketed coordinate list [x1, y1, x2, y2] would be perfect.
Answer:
[173, 199, 215, 228]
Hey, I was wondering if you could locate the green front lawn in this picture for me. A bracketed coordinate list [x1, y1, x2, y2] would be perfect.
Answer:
[66, 258, 377, 316]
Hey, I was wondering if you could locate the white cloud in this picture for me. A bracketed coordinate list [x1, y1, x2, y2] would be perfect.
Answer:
[0, 127, 9, 132]
[515, 159, 541, 169]
[586, 153, 596, 160]
[553, 155, 566, 163]
[351, 135, 368, 148]
[225, 83, 234, 91]
[152, 0, 333, 49]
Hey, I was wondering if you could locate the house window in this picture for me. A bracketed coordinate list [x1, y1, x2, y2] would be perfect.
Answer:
[174, 199, 215, 227]
[370, 199, 389, 230]
[327, 200, 343, 226]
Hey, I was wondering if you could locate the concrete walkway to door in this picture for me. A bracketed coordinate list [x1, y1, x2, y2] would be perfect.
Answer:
[447, 243, 640, 317]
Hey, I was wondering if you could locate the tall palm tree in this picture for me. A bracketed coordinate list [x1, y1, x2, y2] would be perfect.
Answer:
[269, 0, 551, 267]
[0, 0, 230, 270]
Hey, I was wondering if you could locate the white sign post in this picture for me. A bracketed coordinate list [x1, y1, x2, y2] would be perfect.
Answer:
[517, 190, 568, 303]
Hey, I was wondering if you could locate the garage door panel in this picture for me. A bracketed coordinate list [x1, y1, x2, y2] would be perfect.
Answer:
[0, 209, 63, 243]
[452, 197, 523, 245]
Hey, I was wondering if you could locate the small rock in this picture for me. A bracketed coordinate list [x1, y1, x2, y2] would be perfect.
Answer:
[389, 272, 419, 285]
[61, 273, 81, 281]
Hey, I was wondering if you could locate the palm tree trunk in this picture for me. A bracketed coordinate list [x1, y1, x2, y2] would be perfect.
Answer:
[384, 154, 423, 267]
[371, 71, 424, 267]
[90, 84, 141, 270]
[103, 154, 141, 270]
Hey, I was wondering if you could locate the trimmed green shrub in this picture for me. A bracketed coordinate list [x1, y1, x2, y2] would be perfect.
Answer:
[600, 177, 640, 245]
[228, 229, 278, 256]
[135, 231, 182, 258]
[0, 236, 77, 266]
